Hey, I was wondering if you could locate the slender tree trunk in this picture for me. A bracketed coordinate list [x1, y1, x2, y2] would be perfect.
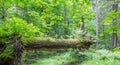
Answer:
[80, 16, 85, 37]
[80, 1, 86, 37]
[112, 31, 117, 48]
[95, 0, 99, 50]
[111, 1, 118, 48]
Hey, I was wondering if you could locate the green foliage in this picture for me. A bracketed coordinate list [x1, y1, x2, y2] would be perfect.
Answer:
[23, 49, 78, 65]
[0, 44, 13, 59]
[0, 16, 37, 59]
[0, 0, 95, 39]
[23, 49, 120, 65]
[80, 50, 120, 65]
[113, 46, 120, 52]
[0, 17, 41, 59]
[0, 17, 40, 42]
[103, 10, 120, 34]
[1, 0, 120, 64]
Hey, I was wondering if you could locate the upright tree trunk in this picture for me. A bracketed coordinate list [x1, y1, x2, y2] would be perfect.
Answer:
[80, 1, 86, 37]
[111, 2, 118, 48]
[95, 0, 99, 50]
[80, 17, 85, 37]
[112, 32, 117, 48]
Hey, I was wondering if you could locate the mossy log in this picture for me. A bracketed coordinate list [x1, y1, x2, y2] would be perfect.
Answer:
[0, 37, 93, 65]
[25, 38, 93, 50]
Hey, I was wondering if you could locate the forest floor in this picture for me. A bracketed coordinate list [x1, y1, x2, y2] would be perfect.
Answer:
[22, 49, 81, 65]
[23, 48, 120, 65]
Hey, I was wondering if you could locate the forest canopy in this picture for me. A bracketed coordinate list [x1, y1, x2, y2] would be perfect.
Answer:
[0, 0, 120, 65]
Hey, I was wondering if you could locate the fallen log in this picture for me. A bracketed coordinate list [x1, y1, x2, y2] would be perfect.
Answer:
[0, 37, 93, 65]
[25, 38, 93, 50]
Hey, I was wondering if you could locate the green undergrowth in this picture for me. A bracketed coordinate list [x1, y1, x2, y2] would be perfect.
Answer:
[79, 49, 120, 65]
[23, 48, 120, 65]
[23, 49, 80, 65]
[113, 46, 120, 52]
[29, 53, 77, 65]
[0, 44, 13, 59]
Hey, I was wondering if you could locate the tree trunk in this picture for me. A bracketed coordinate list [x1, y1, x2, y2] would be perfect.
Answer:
[112, 32, 117, 48]
[80, 1, 86, 37]
[96, 0, 99, 50]
[111, 2, 118, 48]
[80, 17, 85, 37]
[0, 37, 93, 65]
[95, 0, 99, 50]
[25, 38, 93, 50]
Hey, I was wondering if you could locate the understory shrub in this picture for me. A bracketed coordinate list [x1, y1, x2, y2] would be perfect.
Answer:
[80, 49, 120, 65]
